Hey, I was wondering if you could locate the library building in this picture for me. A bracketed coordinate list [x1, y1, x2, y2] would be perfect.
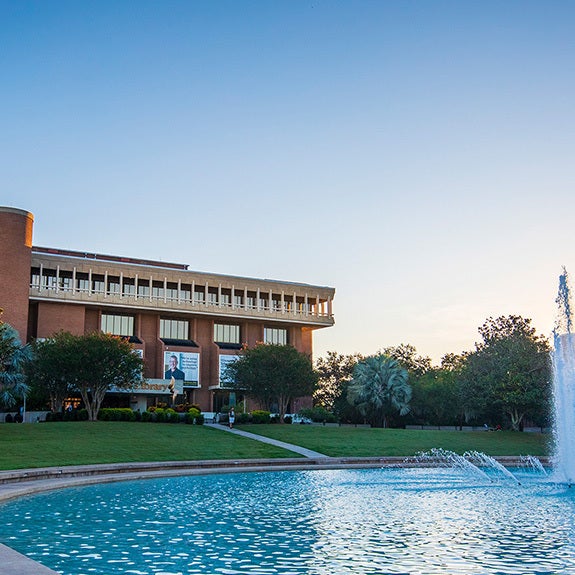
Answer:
[0, 206, 335, 414]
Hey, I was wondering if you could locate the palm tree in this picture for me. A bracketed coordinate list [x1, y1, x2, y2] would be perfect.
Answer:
[347, 354, 411, 427]
[0, 322, 32, 407]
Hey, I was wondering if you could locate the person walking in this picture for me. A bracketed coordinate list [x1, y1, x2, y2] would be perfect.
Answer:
[229, 407, 235, 429]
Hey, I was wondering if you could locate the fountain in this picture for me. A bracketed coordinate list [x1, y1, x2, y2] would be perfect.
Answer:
[552, 267, 575, 484]
[411, 448, 524, 484]
[519, 454, 548, 475]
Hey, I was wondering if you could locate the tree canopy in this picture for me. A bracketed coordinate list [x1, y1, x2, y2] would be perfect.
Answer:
[28, 331, 144, 420]
[0, 322, 32, 408]
[224, 344, 317, 421]
[461, 315, 552, 430]
[347, 354, 411, 427]
[314, 351, 362, 411]
[380, 343, 432, 376]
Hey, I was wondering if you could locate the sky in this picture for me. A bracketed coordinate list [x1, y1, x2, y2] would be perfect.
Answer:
[2, 0, 575, 364]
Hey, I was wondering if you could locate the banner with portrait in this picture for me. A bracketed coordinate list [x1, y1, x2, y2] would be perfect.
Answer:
[164, 351, 200, 386]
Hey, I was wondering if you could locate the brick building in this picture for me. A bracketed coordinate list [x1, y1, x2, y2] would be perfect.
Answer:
[0, 206, 335, 413]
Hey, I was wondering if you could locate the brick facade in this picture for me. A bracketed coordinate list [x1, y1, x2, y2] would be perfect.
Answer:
[0, 206, 335, 413]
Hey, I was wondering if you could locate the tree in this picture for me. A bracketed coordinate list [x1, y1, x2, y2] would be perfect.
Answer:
[0, 322, 32, 408]
[380, 344, 432, 376]
[314, 351, 363, 412]
[409, 354, 466, 427]
[347, 354, 411, 427]
[462, 316, 552, 431]
[225, 344, 318, 421]
[27, 333, 76, 413]
[28, 331, 144, 420]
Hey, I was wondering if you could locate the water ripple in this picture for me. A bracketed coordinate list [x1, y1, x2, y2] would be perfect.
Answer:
[0, 468, 574, 574]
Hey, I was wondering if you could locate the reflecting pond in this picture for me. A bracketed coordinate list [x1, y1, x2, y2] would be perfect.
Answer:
[0, 467, 573, 575]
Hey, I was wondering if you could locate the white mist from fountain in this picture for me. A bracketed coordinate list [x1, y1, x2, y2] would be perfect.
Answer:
[552, 267, 575, 484]
[465, 450, 522, 484]
[412, 448, 525, 484]
[519, 454, 548, 475]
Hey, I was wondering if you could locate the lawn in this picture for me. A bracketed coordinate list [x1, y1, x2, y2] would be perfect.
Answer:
[240, 424, 551, 457]
[0, 422, 296, 470]
[0, 422, 551, 470]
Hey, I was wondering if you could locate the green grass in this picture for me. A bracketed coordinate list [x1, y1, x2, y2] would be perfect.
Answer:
[0, 422, 551, 470]
[238, 425, 551, 457]
[0, 422, 297, 470]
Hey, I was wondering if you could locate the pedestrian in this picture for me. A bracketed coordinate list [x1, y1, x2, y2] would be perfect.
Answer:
[229, 407, 235, 429]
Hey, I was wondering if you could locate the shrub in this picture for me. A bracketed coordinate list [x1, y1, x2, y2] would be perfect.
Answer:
[141, 411, 153, 422]
[165, 408, 180, 423]
[154, 408, 166, 423]
[77, 409, 89, 421]
[98, 408, 136, 422]
[184, 407, 200, 424]
[299, 407, 337, 423]
[45, 409, 89, 422]
[236, 412, 250, 424]
[251, 410, 271, 424]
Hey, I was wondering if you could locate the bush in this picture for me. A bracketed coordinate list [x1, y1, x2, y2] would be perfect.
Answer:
[98, 408, 136, 422]
[154, 408, 166, 423]
[141, 411, 153, 422]
[166, 408, 180, 423]
[184, 407, 200, 424]
[236, 412, 250, 424]
[45, 409, 89, 422]
[77, 409, 89, 421]
[299, 407, 337, 423]
[251, 410, 271, 424]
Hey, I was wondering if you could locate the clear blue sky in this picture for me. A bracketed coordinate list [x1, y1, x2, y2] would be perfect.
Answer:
[2, 0, 574, 363]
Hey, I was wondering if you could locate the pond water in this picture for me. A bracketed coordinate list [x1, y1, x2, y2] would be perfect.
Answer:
[0, 467, 573, 575]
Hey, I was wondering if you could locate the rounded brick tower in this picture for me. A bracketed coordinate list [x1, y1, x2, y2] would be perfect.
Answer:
[0, 207, 34, 342]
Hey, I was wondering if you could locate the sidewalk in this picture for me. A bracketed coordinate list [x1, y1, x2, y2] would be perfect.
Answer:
[205, 423, 329, 458]
[0, 543, 59, 575]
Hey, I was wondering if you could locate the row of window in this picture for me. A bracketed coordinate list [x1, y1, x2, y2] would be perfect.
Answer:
[31, 270, 319, 314]
[101, 314, 288, 345]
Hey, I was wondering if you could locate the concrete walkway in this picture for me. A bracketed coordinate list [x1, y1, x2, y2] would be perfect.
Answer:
[0, 543, 59, 574]
[204, 423, 329, 458]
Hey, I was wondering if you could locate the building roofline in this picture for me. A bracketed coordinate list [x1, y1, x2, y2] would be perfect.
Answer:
[31, 246, 335, 293]
[32, 246, 188, 271]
